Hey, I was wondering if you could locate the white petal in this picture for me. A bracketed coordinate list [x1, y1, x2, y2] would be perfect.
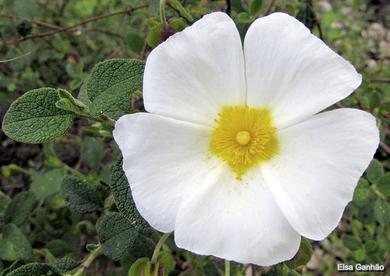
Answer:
[144, 12, 246, 127]
[244, 13, 362, 128]
[262, 109, 379, 240]
[113, 113, 215, 232]
[174, 165, 301, 266]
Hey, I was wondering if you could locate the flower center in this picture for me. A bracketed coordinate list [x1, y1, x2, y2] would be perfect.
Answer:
[210, 105, 278, 179]
[235, 131, 251, 145]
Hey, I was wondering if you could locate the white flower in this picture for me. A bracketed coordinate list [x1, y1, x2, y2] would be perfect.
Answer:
[113, 12, 379, 265]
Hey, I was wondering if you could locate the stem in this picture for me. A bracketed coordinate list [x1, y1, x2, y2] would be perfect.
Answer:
[159, 0, 167, 26]
[168, 0, 194, 23]
[73, 244, 102, 276]
[225, 260, 230, 276]
[151, 233, 170, 264]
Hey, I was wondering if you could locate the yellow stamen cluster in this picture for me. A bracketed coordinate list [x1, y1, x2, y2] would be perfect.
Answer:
[210, 105, 278, 179]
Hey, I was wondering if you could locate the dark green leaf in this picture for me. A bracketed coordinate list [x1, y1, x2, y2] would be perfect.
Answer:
[51, 257, 80, 273]
[376, 173, 390, 197]
[352, 179, 370, 202]
[0, 224, 32, 261]
[286, 238, 312, 269]
[110, 158, 146, 225]
[2, 88, 74, 144]
[6, 263, 60, 276]
[365, 159, 384, 183]
[97, 212, 153, 260]
[86, 59, 144, 119]
[127, 32, 144, 54]
[374, 199, 390, 225]
[61, 176, 102, 214]
[343, 235, 361, 251]
[4, 191, 36, 226]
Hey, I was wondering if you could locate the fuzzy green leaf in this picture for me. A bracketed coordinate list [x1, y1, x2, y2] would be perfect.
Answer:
[4, 191, 36, 226]
[86, 59, 144, 119]
[110, 158, 146, 225]
[51, 257, 80, 273]
[97, 212, 154, 261]
[6, 263, 60, 276]
[30, 169, 65, 200]
[55, 89, 89, 116]
[61, 176, 102, 214]
[2, 88, 74, 144]
[0, 224, 32, 261]
[80, 137, 105, 169]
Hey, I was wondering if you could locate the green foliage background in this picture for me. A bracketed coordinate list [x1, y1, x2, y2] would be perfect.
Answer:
[0, 0, 389, 275]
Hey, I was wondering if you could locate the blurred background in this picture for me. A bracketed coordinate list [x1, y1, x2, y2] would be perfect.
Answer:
[0, 0, 389, 275]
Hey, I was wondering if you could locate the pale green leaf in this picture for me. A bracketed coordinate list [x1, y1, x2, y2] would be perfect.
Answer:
[0, 224, 32, 261]
[30, 169, 65, 200]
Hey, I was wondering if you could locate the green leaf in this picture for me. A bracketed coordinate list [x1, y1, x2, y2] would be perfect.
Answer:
[376, 173, 390, 197]
[110, 158, 146, 225]
[61, 176, 102, 214]
[236, 12, 252, 23]
[147, 24, 164, 48]
[250, 0, 263, 16]
[55, 89, 89, 116]
[353, 248, 366, 262]
[77, 78, 92, 106]
[86, 59, 144, 119]
[0, 191, 10, 214]
[30, 169, 65, 200]
[343, 235, 361, 250]
[0, 261, 24, 276]
[80, 137, 105, 169]
[97, 212, 153, 261]
[127, 32, 144, 54]
[4, 191, 36, 226]
[286, 238, 312, 269]
[2, 88, 74, 144]
[128, 257, 151, 276]
[352, 179, 370, 202]
[374, 199, 390, 225]
[365, 159, 384, 183]
[51, 257, 80, 273]
[157, 251, 175, 276]
[0, 224, 32, 261]
[6, 263, 60, 276]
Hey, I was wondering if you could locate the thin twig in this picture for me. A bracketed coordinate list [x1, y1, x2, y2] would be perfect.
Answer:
[0, 13, 62, 30]
[1, 5, 147, 46]
[379, 142, 390, 155]
[225, 0, 231, 15]
[263, 0, 277, 16]
[371, 79, 390, 83]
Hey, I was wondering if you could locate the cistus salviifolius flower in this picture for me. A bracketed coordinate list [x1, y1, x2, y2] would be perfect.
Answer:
[113, 12, 379, 265]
